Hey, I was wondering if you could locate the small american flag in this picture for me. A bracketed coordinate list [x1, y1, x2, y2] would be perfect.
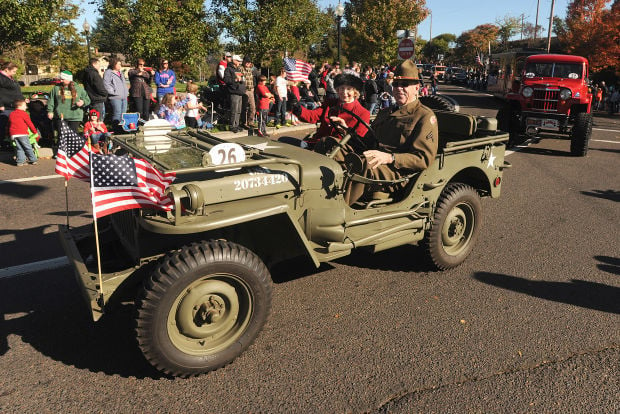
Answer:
[283, 57, 313, 82]
[54, 121, 90, 181]
[90, 153, 176, 218]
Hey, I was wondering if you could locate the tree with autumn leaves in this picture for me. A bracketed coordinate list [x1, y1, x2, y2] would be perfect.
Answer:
[556, 0, 619, 72]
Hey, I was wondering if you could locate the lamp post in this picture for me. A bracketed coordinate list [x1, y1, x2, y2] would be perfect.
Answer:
[335, 2, 344, 63]
[83, 20, 91, 61]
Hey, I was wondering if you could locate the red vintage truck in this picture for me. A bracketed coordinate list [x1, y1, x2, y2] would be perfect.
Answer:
[496, 54, 593, 156]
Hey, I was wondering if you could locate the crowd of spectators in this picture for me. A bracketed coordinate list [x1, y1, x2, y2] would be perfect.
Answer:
[3, 54, 619, 167]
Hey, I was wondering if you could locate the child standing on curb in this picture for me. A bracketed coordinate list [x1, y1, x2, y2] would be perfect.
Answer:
[256, 75, 274, 137]
[8, 99, 38, 166]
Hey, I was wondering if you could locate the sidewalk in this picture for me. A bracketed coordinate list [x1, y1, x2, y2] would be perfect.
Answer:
[0, 122, 316, 166]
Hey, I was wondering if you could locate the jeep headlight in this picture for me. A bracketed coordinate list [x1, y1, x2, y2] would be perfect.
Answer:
[559, 88, 572, 100]
[522, 87, 533, 98]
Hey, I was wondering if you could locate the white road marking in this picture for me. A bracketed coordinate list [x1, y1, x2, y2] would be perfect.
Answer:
[0, 174, 63, 185]
[0, 256, 70, 280]
[591, 139, 620, 144]
[592, 128, 620, 133]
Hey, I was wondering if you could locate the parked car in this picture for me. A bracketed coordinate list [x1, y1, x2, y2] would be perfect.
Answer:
[451, 68, 468, 85]
[30, 78, 61, 86]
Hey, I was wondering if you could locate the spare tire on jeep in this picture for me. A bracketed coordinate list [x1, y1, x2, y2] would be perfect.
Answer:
[420, 95, 457, 112]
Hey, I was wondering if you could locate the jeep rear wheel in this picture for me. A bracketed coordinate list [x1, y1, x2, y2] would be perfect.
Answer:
[570, 112, 592, 156]
[424, 183, 482, 270]
[135, 240, 272, 377]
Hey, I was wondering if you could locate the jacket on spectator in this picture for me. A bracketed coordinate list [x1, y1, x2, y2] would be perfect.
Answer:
[154, 69, 176, 96]
[83, 65, 108, 105]
[223, 65, 246, 96]
[0, 72, 24, 109]
[103, 69, 128, 101]
[128, 68, 153, 98]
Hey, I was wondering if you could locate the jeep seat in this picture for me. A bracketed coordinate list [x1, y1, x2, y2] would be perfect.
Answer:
[435, 110, 477, 148]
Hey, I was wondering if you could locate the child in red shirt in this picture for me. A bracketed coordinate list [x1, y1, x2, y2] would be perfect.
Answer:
[83, 109, 111, 152]
[256, 75, 274, 137]
[8, 99, 38, 166]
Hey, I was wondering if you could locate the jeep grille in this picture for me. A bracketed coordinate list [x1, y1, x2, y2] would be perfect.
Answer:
[532, 88, 559, 112]
[111, 209, 140, 262]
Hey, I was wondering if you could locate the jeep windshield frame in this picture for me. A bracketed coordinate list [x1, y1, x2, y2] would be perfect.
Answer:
[524, 62, 583, 79]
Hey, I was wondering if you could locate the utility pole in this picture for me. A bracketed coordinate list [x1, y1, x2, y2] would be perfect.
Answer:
[546, 0, 555, 53]
[521, 14, 525, 40]
[534, 0, 540, 41]
[429, 11, 432, 41]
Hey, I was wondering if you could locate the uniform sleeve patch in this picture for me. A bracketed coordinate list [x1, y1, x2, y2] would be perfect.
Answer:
[426, 131, 434, 141]
[430, 115, 437, 125]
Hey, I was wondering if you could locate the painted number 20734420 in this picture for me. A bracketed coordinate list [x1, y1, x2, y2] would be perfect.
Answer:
[234, 173, 289, 191]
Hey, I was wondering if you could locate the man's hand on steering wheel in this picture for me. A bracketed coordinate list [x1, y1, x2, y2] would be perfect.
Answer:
[364, 150, 393, 169]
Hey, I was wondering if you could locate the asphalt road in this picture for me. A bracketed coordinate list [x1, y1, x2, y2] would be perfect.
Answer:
[1, 85, 618, 413]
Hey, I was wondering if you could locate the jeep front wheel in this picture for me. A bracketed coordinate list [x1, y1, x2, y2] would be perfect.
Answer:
[424, 183, 482, 270]
[570, 112, 592, 156]
[135, 240, 272, 377]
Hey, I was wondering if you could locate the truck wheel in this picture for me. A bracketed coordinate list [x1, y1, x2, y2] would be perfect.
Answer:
[570, 112, 592, 156]
[496, 105, 521, 147]
[424, 183, 482, 270]
[419, 95, 456, 112]
[135, 240, 272, 377]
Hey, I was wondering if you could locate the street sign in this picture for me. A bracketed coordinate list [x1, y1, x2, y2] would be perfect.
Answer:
[398, 38, 414, 60]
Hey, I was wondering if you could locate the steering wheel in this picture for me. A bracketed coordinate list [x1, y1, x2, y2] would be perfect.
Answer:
[325, 106, 378, 159]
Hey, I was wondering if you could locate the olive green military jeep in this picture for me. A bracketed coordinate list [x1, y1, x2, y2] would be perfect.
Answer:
[60, 113, 510, 377]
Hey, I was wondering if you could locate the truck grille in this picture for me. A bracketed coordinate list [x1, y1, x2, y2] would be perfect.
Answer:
[532, 88, 559, 112]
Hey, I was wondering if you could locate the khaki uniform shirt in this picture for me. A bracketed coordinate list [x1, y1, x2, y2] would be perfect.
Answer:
[371, 99, 438, 171]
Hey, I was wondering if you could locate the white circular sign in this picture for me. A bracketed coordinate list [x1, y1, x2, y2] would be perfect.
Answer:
[209, 143, 246, 166]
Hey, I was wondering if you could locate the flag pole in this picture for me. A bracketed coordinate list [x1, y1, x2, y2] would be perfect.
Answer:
[59, 116, 71, 228]
[88, 141, 105, 308]
[65, 180, 69, 227]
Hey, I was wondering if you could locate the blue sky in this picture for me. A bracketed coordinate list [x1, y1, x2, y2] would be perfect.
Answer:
[79, 0, 571, 39]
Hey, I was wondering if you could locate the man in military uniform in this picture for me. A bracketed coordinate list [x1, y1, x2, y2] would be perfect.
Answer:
[346, 59, 438, 204]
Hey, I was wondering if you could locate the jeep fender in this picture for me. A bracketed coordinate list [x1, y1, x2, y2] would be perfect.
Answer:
[139, 195, 321, 267]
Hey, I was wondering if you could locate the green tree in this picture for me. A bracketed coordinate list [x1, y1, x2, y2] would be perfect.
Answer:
[422, 33, 455, 62]
[212, 0, 330, 67]
[93, 0, 218, 66]
[0, 0, 87, 73]
[92, 0, 133, 56]
[344, 0, 429, 66]
[495, 15, 521, 50]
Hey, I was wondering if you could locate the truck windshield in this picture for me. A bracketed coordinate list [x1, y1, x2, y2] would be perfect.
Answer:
[524, 62, 582, 79]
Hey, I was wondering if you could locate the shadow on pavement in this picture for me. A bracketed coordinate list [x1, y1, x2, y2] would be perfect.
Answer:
[0, 182, 48, 199]
[516, 146, 573, 157]
[0, 269, 164, 379]
[590, 147, 620, 154]
[473, 271, 620, 314]
[580, 189, 620, 202]
[334, 244, 434, 273]
[595, 256, 620, 275]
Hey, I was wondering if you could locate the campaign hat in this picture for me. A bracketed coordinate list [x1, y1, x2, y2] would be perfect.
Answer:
[393, 60, 420, 81]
